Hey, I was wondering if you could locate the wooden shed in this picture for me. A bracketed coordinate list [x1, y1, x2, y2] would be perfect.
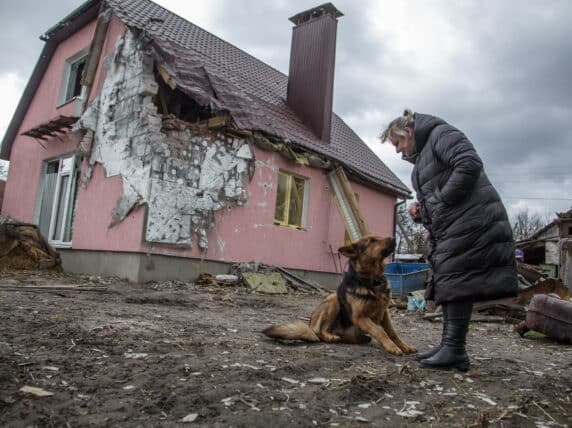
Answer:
[517, 209, 572, 292]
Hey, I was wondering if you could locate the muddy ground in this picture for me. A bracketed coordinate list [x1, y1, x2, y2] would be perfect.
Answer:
[1, 271, 571, 427]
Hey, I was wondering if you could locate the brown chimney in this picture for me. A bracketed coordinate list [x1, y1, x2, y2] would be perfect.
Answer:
[287, 3, 343, 142]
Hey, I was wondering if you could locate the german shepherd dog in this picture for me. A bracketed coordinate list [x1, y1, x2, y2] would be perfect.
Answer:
[263, 235, 417, 355]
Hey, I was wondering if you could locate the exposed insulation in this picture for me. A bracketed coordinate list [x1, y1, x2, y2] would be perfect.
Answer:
[75, 31, 254, 250]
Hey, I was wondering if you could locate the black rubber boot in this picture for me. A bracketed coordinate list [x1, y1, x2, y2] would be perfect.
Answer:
[415, 303, 448, 361]
[420, 301, 472, 371]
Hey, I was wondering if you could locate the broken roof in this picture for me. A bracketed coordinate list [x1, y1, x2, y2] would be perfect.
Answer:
[1, 0, 410, 197]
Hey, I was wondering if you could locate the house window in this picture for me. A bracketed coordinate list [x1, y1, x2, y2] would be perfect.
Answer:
[59, 49, 88, 105]
[38, 156, 79, 246]
[274, 171, 309, 228]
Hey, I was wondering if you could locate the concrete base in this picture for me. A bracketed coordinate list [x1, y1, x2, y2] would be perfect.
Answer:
[59, 249, 342, 289]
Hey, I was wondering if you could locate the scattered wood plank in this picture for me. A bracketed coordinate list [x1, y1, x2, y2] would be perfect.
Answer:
[0, 284, 112, 294]
[274, 266, 325, 293]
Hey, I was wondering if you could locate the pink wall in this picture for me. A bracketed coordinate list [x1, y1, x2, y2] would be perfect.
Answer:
[72, 162, 145, 252]
[0, 180, 5, 213]
[138, 147, 397, 273]
[3, 20, 96, 221]
[2, 17, 126, 222]
[2, 14, 397, 275]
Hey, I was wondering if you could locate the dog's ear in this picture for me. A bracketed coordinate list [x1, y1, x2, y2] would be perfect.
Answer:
[338, 242, 359, 258]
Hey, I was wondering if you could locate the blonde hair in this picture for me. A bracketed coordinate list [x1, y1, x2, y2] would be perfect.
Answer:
[379, 109, 415, 142]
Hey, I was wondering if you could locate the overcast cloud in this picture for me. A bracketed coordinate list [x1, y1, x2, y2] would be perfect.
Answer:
[1, 0, 570, 219]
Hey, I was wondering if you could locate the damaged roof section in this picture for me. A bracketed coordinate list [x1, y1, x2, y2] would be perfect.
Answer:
[21, 115, 78, 141]
[2, 0, 409, 197]
[107, 0, 410, 197]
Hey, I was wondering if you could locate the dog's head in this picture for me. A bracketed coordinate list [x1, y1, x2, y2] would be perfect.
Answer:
[338, 235, 396, 278]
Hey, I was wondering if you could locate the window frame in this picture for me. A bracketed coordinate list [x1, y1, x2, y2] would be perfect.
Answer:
[36, 154, 79, 248]
[273, 170, 310, 230]
[58, 48, 89, 107]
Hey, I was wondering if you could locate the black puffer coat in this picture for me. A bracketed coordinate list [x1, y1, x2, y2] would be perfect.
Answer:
[407, 113, 517, 304]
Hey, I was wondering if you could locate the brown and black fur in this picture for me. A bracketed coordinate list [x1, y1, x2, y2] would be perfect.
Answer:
[263, 235, 417, 355]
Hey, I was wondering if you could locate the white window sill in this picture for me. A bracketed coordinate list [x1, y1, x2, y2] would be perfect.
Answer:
[49, 242, 72, 249]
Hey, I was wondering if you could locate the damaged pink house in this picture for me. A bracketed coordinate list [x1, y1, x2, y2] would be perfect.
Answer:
[1, 0, 410, 285]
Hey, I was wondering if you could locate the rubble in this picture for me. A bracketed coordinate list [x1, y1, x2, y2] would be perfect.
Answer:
[423, 263, 571, 324]
[195, 266, 324, 294]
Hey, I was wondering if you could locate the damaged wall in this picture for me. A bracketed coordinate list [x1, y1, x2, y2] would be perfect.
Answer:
[3, 15, 398, 277]
[76, 30, 254, 250]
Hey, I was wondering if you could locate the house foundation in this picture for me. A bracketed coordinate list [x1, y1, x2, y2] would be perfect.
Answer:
[59, 248, 342, 288]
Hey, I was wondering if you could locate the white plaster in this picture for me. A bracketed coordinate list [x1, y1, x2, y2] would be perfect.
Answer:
[76, 31, 254, 250]
[236, 144, 253, 159]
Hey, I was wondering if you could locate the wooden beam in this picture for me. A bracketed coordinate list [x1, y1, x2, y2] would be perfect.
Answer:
[80, 5, 111, 113]
[207, 115, 230, 129]
[157, 63, 177, 90]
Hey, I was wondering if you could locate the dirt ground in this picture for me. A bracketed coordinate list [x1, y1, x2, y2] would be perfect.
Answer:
[1, 271, 571, 427]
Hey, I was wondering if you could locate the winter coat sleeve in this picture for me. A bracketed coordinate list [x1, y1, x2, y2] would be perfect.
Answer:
[432, 127, 483, 206]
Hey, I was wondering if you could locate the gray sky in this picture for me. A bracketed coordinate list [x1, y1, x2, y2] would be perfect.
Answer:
[1, 0, 571, 219]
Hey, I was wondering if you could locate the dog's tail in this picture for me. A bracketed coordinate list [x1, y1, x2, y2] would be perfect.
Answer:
[263, 321, 319, 342]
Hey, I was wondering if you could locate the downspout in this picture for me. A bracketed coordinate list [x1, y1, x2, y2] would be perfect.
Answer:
[393, 198, 406, 261]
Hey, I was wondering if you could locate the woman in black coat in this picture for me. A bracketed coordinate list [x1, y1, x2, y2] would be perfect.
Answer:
[381, 109, 517, 371]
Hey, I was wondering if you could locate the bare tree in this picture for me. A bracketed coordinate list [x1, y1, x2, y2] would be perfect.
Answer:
[511, 209, 547, 241]
[395, 202, 428, 256]
[0, 161, 8, 180]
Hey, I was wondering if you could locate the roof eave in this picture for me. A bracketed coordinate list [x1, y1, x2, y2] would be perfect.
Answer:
[343, 166, 411, 199]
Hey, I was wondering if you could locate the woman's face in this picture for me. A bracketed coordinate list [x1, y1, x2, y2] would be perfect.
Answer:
[390, 128, 415, 157]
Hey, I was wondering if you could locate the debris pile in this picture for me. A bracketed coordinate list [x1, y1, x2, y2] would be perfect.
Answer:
[195, 263, 326, 294]
[423, 262, 571, 326]
[195, 273, 239, 287]
[0, 215, 62, 271]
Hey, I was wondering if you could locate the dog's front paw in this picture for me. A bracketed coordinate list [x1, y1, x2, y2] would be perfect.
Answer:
[385, 344, 403, 355]
[400, 343, 417, 354]
[319, 333, 341, 343]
